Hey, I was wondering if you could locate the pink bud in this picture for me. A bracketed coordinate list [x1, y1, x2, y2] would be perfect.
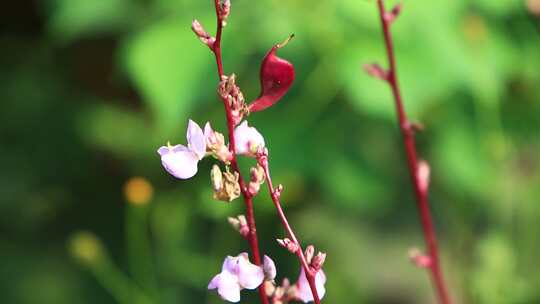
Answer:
[417, 160, 430, 194]
[311, 252, 326, 271]
[248, 35, 295, 113]
[304, 245, 315, 264]
[191, 20, 215, 50]
[409, 248, 432, 268]
[277, 238, 299, 254]
[384, 2, 403, 24]
[363, 63, 388, 81]
[219, 0, 231, 25]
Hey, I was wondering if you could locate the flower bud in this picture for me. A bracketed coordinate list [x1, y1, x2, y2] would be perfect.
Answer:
[228, 215, 249, 238]
[384, 2, 403, 24]
[417, 160, 430, 194]
[304, 245, 315, 264]
[409, 248, 432, 268]
[248, 35, 295, 113]
[218, 74, 247, 126]
[204, 123, 233, 164]
[211, 165, 223, 192]
[363, 63, 388, 81]
[191, 19, 215, 49]
[311, 252, 327, 271]
[219, 0, 231, 26]
[277, 238, 299, 254]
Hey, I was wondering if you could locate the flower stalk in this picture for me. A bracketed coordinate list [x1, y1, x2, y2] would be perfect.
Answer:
[366, 1, 452, 303]
[207, 1, 268, 302]
[256, 149, 322, 304]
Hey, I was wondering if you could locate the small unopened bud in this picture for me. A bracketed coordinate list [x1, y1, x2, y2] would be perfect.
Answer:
[227, 216, 240, 229]
[219, 0, 231, 26]
[311, 252, 327, 271]
[228, 215, 249, 238]
[274, 184, 284, 198]
[363, 63, 389, 81]
[409, 248, 432, 268]
[384, 2, 403, 24]
[247, 182, 260, 197]
[191, 19, 215, 49]
[304, 245, 315, 264]
[211, 165, 223, 192]
[250, 165, 265, 183]
[417, 160, 430, 194]
[277, 238, 299, 254]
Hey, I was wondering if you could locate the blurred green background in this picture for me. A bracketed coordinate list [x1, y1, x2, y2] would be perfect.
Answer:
[1, 0, 540, 303]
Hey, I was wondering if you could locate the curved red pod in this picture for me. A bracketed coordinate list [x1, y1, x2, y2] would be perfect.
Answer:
[248, 35, 295, 113]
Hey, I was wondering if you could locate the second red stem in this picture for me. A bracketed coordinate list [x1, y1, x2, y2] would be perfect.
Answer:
[375, 1, 451, 304]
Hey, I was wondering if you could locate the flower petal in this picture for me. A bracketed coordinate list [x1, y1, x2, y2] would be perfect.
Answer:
[237, 253, 264, 289]
[263, 255, 277, 281]
[208, 272, 241, 303]
[187, 119, 206, 159]
[296, 268, 326, 303]
[157, 146, 170, 156]
[233, 121, 265, 155]
[222, 255, 239, 274]
[204, 122, 214, 139]
[160, 149, 199, 179]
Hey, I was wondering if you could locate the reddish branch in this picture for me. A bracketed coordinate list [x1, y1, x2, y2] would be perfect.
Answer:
[258, 151, 321, 304]
[209, 1, 268, 303]
[371, 1, 452, 303]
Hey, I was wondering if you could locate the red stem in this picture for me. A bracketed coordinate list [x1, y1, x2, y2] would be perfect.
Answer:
[210, 1, 268, 303]
[375, 1, 451, 304]
[260, 157, 321, 304]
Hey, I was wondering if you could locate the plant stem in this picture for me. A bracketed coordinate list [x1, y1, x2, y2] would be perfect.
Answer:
[259, 156, 321, 304]
[210, 1, 268, 303]
[374, 1, 451, 304]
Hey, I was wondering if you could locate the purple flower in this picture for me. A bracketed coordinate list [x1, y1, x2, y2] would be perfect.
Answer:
[296, 268, 326, 303]
[233, 121, 265, 156]
[208, 253, 266, 302]
[157, 120, 207, 179]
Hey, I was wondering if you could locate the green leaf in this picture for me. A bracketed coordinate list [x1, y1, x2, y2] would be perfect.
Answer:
[123, 19, 209, 134]
[46, 0, 135, 41]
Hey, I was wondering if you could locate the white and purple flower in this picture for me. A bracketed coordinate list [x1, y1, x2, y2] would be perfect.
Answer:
[208, 253, 276, 302]
[157, 120, 207, 179]
[234, 121, 265, 156]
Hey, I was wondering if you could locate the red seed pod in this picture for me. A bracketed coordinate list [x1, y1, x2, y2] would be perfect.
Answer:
[248, 34, 295, 113]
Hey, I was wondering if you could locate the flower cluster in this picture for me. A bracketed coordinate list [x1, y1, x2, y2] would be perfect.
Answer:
[208, 253, 275, 302]
[157, 1, 327, 303]
[157, 120, 264, 181]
